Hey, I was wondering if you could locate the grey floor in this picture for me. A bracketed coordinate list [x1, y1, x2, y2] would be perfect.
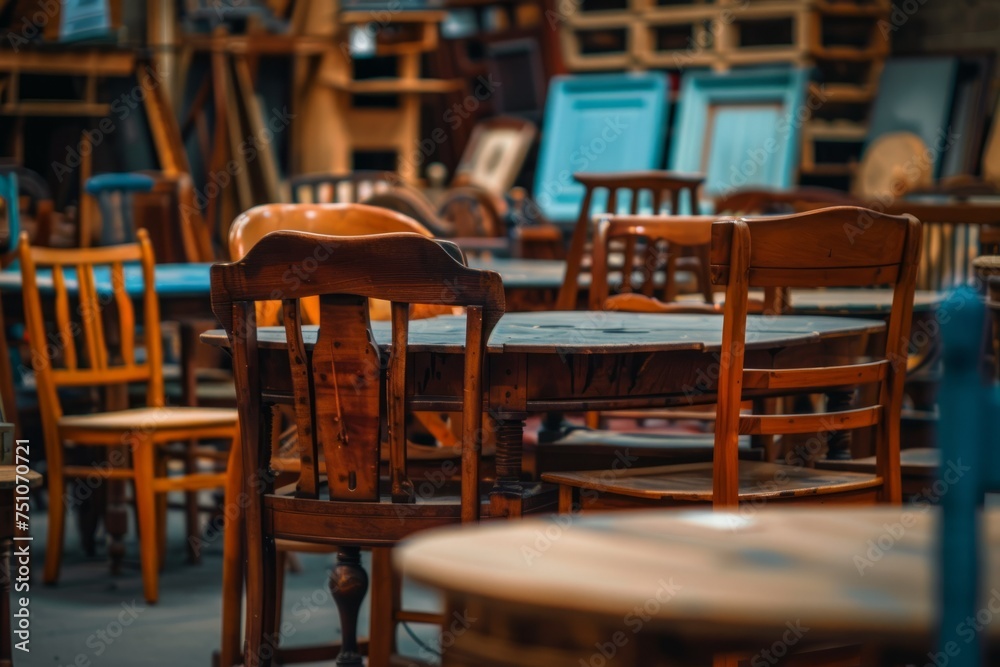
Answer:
[23, 495, 443, 667]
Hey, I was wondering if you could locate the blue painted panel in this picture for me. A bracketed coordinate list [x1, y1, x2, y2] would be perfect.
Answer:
[866, 57, 958, 178]
[85, 173, 155, 247]
[0, 263, 213, 297]
[534, 73, 669, 224]
[0, 173, 19, 254]
[669, 68, 809, 200]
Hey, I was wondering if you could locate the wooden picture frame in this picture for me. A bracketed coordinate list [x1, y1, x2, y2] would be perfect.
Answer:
[453, 116, 536, 196]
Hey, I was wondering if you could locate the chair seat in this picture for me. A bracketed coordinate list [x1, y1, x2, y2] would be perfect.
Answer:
[542, 461, 882, 503]
[60, 406, 238, 433]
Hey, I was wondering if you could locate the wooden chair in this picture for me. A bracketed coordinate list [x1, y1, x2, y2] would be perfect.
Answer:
[589, 214, 721, 313]
[544, 206, 922, 509]
[557, 171, 707, 310]
[212, 231, 503, 667]
[534, 213, 741, 476]
[19, 229, 239, 603]
[290, 170, 508, 240]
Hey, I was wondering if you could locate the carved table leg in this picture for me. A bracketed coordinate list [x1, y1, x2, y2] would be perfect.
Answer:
[331, 546, 367, 667]
[490, 412, 527, 519]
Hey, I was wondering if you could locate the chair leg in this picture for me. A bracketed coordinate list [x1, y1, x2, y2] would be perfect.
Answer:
[274, 550, 286, 634]
[331, 546, 368, 667]
[220, 440, 244, 667]
[132, 442, 160, 605]
[368, 547, 399, 667]
[244, 536, 277, 667]
[43, 462, 66, 584]
[155, 454, 168, 570]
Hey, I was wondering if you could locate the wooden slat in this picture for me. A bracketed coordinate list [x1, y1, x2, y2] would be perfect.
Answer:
[111, 261, 136, 366]
[742, 360, 888, 390]
[76, 263, 107, 370]
[52, 265, 77, 371]
[740, 406, 882, 436]
[51, 366, 151, 387]
[389, 302, 413, 504]
[314, 295, 380, 502]
[712, 264, 902, 287]
[282, 299, 319, 499]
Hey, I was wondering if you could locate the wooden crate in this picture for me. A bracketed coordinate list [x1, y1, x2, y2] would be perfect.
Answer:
[560, 14, 637, 71]
[635, 6, 720, 69]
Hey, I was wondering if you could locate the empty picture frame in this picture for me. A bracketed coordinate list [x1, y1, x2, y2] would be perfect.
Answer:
[453, 117, 537, 196]
[534, 72, 669, 225]
[669, 67, 810, 200]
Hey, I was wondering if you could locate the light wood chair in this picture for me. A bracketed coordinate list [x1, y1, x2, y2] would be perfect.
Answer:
[212, 231, 504, 667]
[19, 229, 238, 604]
[544, 206, 922, 509]
[557, 171, 707, 310]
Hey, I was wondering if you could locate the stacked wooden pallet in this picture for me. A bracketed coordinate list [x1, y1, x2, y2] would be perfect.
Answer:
[558, 0, 891, 183]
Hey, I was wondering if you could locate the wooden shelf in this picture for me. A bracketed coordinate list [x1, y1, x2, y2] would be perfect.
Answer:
[0, 102, 111, 116]
[321, 76, 463, 94]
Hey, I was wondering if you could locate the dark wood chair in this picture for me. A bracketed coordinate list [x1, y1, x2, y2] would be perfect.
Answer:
[590, 214, 721, 313]
[211, 231, 504, 667]
[545, 206, 922, 509]
[19, 230, 239, 603]
[557, 171, 707, 310]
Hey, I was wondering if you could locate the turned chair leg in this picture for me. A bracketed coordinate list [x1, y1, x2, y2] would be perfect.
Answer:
[331, 546, 368, 667]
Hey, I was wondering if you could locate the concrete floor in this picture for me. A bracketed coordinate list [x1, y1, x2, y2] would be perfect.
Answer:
[23, 497, 442, 667]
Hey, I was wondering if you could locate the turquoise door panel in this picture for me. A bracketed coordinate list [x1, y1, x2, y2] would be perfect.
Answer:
[534, 73, 669, 224]
[669, 68, 809, 201]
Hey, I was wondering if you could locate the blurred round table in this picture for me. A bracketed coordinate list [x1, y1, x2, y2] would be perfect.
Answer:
[397, 507, 1000, 666]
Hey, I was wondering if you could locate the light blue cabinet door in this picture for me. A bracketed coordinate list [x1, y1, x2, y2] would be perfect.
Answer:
[670, 68, 809, 202]
[534, 73, 669, 224]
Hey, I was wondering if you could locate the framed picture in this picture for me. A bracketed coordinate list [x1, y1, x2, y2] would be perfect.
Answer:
[669, 68, 810, 198]
[454, 116, 537, 197]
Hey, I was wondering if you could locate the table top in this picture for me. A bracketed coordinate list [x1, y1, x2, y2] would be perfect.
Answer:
[202, 311, 883, 355]
[0, 263, 214, 297]
[679, 288, 944, 314]
[0, 466, 41, 489]
[397, 507, 1000, 644]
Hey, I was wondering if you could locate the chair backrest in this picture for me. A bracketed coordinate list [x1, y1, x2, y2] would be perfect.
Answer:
[84, 173, 156, 247]
[709, 206, 922, 506]
[534, 73, 669, 225]
[589, 214, 718, 311]
[19, 229, 163, 433]
[289, 171, 400, 205]
[229, 203, 441, 325]
[211, 231, 504, 521]
[937, 286, 999, 667]
[715, 187, 861, 216]
[557, 171, 704, 310]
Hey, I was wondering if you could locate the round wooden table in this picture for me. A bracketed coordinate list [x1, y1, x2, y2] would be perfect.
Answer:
[397, 507, 1000, 666]
[203, 310, 883, 518]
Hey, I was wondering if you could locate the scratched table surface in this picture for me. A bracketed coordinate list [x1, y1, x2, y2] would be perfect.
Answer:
[201, 311, 883, 355]
[397, 507, 1000, 646]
